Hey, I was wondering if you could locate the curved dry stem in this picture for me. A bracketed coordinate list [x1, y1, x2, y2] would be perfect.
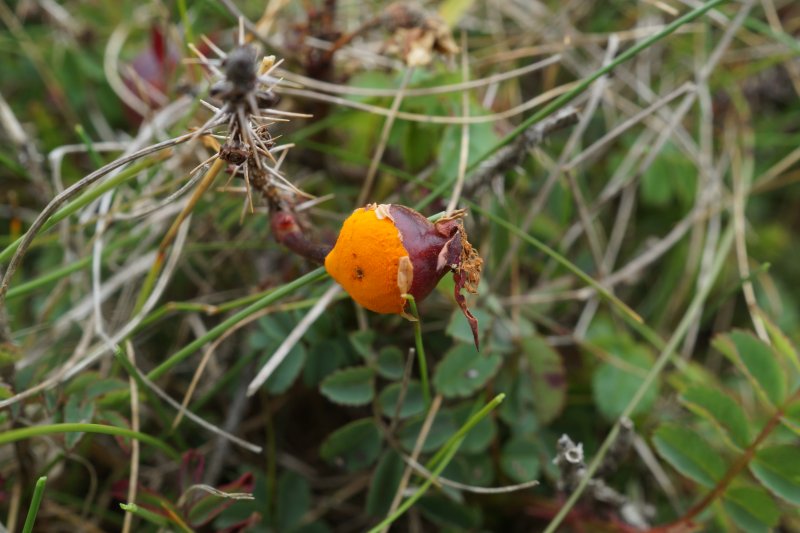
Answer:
[276, 81, 577, 125]
[277, 54, 562, 98]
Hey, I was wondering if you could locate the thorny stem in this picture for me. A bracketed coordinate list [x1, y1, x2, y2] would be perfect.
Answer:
[403, 295, 431, 408]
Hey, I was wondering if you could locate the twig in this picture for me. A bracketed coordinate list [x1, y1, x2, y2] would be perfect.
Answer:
[121, 341, 140, 533]
[0, 117, 208, 338]
[542, 225, 734, 533]
[382, 395, 443, 533]
[246, 283, 340, 396]
[464, 106, 580, 197]
[446, 32, 471, 215]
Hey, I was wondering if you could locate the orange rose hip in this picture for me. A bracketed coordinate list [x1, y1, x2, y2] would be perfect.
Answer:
[324, 204, 483, 348]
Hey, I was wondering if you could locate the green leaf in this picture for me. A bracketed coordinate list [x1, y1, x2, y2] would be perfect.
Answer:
[266, 344, 307, 395]
[433, 345, 501, 399]
[497, 368, 539, 435]
[639, 142, 696, 207]
[304, 339, 348, 387]
[446, 307, 491, 345]
[378, 381, 426, 419]
[521, 335, 566, 424]
[320, 419, 382, 472]
[320, 366, 375, 406]
[349, 330, 375, 361]
[276, 470, 311, 532]
[713, 331, 786, 407]
[366, 450, 405, 516]
[438, 0, 476, 26]
[84, 378, 128, 402]
[445, 454, 494, 487]
[376, 346, 405, 380]
[750, 445, 800, 505]
[500, 436, 541, 483]
[652, 424, 727, 488]
[680, 386, 751, 449]
[398, 410, 457, 454]
[451, 401, 496, 454]
[592, 343, 658, 420]
[723, 485, 779, 533]
[417, 494, 482, 529]
[63, 395, 94, 449]
[759, 311, 800, 373]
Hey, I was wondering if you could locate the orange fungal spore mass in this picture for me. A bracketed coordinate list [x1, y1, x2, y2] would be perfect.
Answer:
[324, 207, 409, 314]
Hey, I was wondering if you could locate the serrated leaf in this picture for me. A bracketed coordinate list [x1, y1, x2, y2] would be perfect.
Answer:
[304, 339, 348, 386]
[276, 470, 311, 532]
[417, 494, 481, 529]
[522, 335, 566, 424]
[652, 424, 726, 488]
[320, 418, 382, 472]
[680, 386, 751, 449]
[451, 401, 496, 454]
[398, 410, 457, 454]
[713, 331, 786, 407]
[366, 451, 404, 516]
[758, 311, 800, 373]
[349, 330, 375, 361]
[749, 445, 800, 505]
[376, 346, 405, 380]
[445, 454, 494, 487]
[497, 368, 539, 435]
[592, 343, 658, 421]
[378, 380, 425, 419]
[500, 436, 540, 483]
[320, 366, 375, 406]
[266, 344, 307, 395]
[433, 345, 501, 399]
[723, 485, 779, 533]
[784, 402, 800, 437]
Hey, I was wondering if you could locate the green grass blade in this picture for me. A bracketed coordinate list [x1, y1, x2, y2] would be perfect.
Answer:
[0, 423, 179, 459]
[542, 223, 735, 533]
[368, 393, 505, 533]
[417, 0, 729, 210]
[21, 476, 47, 533]
[467, 200, 642, 324]
[0, 156, 164, 264]
[146, 267, 327, 382]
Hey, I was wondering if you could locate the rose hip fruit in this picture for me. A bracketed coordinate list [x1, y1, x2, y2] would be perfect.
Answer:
[324, 204, 483, 348]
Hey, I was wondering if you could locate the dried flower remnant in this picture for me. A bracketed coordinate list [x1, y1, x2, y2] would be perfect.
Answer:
[324, 204, 482, 348]
[381, 2, 459, 67]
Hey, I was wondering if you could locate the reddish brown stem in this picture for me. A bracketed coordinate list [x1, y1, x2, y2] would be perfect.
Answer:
[270, 211, 332, 264]
[649, 388, 800, 532]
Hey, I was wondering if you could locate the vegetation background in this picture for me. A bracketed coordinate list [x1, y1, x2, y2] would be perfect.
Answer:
[0, 0, 799, 531]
